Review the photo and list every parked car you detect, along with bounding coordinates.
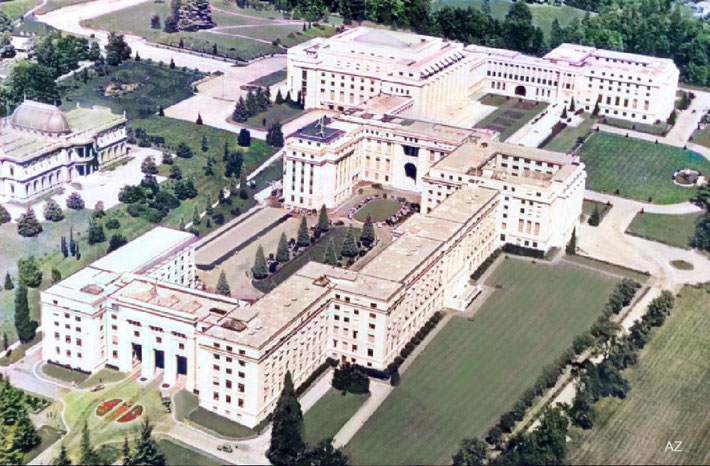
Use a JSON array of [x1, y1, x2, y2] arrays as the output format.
[[217, 444, 233, 453]]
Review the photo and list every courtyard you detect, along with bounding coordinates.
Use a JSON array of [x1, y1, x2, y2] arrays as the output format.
[[474, 95, 549, 141], [578, 131, 710, 204], [344, 257, 620, 465]]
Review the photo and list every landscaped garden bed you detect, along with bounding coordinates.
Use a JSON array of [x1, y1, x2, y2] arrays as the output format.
[[117, 405, 144, 423], [349, 194, 416, 225], [96, 398, 122, 417], [106, 402, 130, 421]]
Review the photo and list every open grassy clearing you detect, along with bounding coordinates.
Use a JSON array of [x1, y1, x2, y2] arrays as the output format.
[[345, 257, 619, 465], [578, 131, 710, 204], [352, 199, 401, 222], [626, 211, 702, 249], [157, 438, 223, 466], [0, 0, 39, 20], [562, 254, 650, 283], [568, 283, 710, 465], [303, 389, 368, 445], [431, 0, 587, 36], [35, 0, 90, 15], [245, 103, 303, 129], [474, 98, 548, 141], [542, 115, 596, 153], [59, 60, 202, 120]]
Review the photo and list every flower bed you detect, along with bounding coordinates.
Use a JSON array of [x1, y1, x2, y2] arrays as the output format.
[[106, 403, 130, 421], [96, 399, 122, 417], [117, 405, 143, 423]]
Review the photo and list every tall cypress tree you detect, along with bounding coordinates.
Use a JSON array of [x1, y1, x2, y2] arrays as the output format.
[[79, 422, 99, 465], [4, 272, 13, 290], [297, 217, 310, 247], [276, 232, 290, 263], [122, 436, 131, 466], [267, 372, 304, 465], [53, 444, 72, 466], [317, 205, 329, 233], [360, 214, 375, 248], [14, 282, 36, 344], [130, 419, 166, 466], [252, 245, 268, 279], [215, 270, 231, 296]]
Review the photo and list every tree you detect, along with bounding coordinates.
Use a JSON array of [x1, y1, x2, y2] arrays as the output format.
[[568, 389, 596, 429], [252, 245, 268, 279], [169, 164, 182, 180], [66, 192, 85, 210], [0, 204, 10, 224], [569, 97, 576, 112], [15, 412, 40, 452], [565, 227, 576, 255], [17, 208, 42, 237], [43, 199, 64, 222], [87, 220, 106, 245], [195, 112, 203, 125], [276, 232, 290, 263], [317, 205, 329, 233], [275, 89, 284, 104], [4, 272, 13, 290], [239, 171, 249, 200], [176, 142, 193, 159], [561, 106, 568, 119], [151, 14, 161, 29], [105, 32, 131, 66], [53, 444, 72, 466], [192, 204, 201, 226], [200, 135, 208, 153], [2, 332, 7, 351], [88, 41, 101, 61], [238, 128, 251, 147], [108, 234, 128, 253], [324, 240, 337, 266], [452, 437, 487, 466], [216, 270, 231, 295], [51, 268, 62, 283], [141, 156, 158, 175], [592, 101, 600, 117], [14, 282, 36, 344], [588, 206, 600, 226], [130, 419, 166, 466], [267, 372, 304, 465], [360, 214, 375, 248], [340, 227, 359, 258], [122, 436, 131, 466], [266, 121, 284, 147], [6, 60, 59, 104], [295, 440, 349, 465], [232, 96, 249, 122], [297, 216, 310, 247], [80, 422, 100, 465], [17, 257, 42, 288]]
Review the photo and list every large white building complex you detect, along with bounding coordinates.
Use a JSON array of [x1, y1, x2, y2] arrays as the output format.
[[287, 27, 678, 124], [0, 100, 128, 203]]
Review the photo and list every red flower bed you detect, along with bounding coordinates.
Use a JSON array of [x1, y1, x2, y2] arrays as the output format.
[[107, 403, 130, 421], [117, 405, 143, 423], [96, 399, 122, 417]]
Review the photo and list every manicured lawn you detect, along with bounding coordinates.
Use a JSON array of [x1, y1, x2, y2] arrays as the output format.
[[77, 367, 128, 389], [479, 93, 509, 107], [253, 226, 361, 293], [245, 103, 304, 130], [626, 211, 702, 249], [691, 127, 710, 149], [187, 407, 256, 438], [158, 439, 223, 466], [475, 98, 548, 141], [568, 283, 710, 465], [542, 115, 596, 153], [251, 69, 287, 87], [352, 199, 401, 222], [23, 425, 66, 465], [345, 258, 619, 465], [42, 363, 91, 385], [562, 255, 649, 283], [35, 0, 89, 14], [0, 0, 39, 20], [59, 60, 202, 120], [303, 389, 368, 444], [578, 132, 710, 204], [582, 199, 611, 222], [602, 116, 669, 136]]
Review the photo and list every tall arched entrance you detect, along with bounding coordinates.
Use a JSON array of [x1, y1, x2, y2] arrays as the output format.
[[404, 163, 417, 181], [514, 85, 526, 97]]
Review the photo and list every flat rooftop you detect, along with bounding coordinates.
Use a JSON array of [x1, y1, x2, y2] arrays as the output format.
[[93, 227, 195, 274], [43, 266, 121, 306]]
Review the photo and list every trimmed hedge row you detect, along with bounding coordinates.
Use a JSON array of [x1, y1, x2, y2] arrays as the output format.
[[470, 248, 502, 281], [295, 357, 337, 397], [502, 244, 545, 259]]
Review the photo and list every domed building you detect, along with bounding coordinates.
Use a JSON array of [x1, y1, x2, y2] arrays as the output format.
[[0, 100, 127, 203]]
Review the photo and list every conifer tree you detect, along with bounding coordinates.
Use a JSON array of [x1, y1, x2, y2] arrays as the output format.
[[53, 444, 72, 466], [122, 436, 131, 466], [201, 134, 208, 152], [588, 206, 601, 226], [0, 203, 11, 224], [79, 422, 99, 465], [178, 216, 185, 231], [238, 128, 251, 147], [360, 214, 375, 248], [43, 198, 64, 222], [17, 208, 42, 237], [592, 101, 600, 117], [17, 256, 42, 288], [324, 240, 337, 266], [569, 97, 576, 112], [196, 112, 203, 125], [192, 204, 201, 226], [276, 232, 290, 263], [216, 270, 231, 296], [317, 205, 329, 233], [275, 89, 284, 105], [51, 268, 62, 283], [130, 419, 166, 466], [252, 244, 267, 279], [267, 371, 304, 465], [566, 227, 577, 255], [60, 235, 68, 258], [15, 282, 36, 345], [75, 242, 81, 260], [239, 171, 249, 200], [340, 227, 359, 258], [4, 272, 13, 290], [232, 96, 249, 122], [223, 140, 230, 161], [297, 216, 310, 247]]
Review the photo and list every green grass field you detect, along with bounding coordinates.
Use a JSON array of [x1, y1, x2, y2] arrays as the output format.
[[431, 0, 587, 37], [303, 389, 368, 445], [158, 439, 223, 466], [60, 60, 202, 120], [542, 115, 596, 153], [0, 0, 39, 20], [345, 257, 619, 465], [245, 103, 303, 129], [568, 283, 710, 465], [578, 132, 710, 204], [352, 199, 401, 222], [690, 127, 710, 149], [626, 211, 702, 249], [602, 116, 669, 136], [475, 98, 548, 141], [34, 0, 89, 15]]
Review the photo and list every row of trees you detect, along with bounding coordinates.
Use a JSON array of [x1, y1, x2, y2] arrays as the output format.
[[232, 87, 272, 123], [692, 185, 710, 252], [0, 376, 41, 465]]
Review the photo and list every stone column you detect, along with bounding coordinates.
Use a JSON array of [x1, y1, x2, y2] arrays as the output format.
[[141, 345, 154, 379], [164, 350, 177, 386]]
